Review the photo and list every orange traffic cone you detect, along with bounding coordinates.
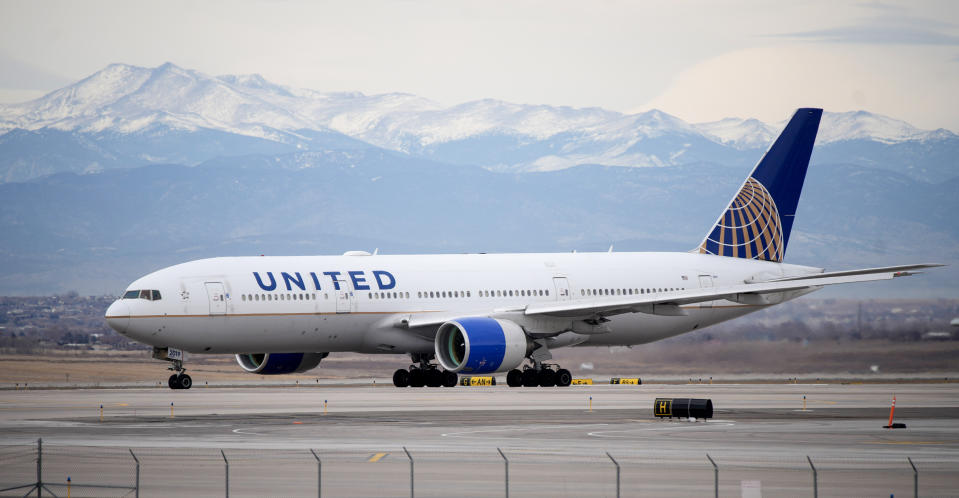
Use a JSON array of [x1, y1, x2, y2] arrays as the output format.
[[884, 395, 906, 429]]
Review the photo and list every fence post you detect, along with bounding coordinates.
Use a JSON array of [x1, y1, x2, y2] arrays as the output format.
[[310, 449, 321, 498], [606, 452, 620, 498], [221, 449, 229, 498], [403, 446, 413, 498], [36, 438, 42, 498], [497, 448, 509, 498], [706, 453, 718, 498], [908, 457, 917, 498], [807, 456, 817, 498], [129, 449, 140, 498]]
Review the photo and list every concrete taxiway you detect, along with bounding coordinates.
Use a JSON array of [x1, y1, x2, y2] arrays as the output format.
[[1, 383, 958, 497]]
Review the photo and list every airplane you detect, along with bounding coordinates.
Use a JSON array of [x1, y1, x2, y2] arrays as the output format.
[[104, 108, 941, 389]]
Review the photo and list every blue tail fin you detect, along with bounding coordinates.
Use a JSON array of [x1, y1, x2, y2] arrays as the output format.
[[697, 108, 822, 262]]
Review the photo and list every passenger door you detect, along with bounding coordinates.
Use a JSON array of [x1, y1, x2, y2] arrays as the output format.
[[204, 282, 227, 315], [698, 275, 714, 308], [335, 278, 353, 313], [553, 277, 571, 301]]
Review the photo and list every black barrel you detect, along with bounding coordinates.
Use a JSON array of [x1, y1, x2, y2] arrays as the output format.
[[654, 398, 713, 419]]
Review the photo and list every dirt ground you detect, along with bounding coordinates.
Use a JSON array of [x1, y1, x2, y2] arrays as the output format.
[[2, 339, 957, 386]]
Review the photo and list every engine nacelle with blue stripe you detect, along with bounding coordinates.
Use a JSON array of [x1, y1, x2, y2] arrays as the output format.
[[235, 352, 328, 375], [435, 318, 531, 374]]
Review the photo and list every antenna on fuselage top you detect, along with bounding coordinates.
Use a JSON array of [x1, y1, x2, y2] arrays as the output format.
[[373, 248, 379, 255], [608, 245, 613, 253]]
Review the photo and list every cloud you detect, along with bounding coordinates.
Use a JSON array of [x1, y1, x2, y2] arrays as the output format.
[[635, 44, 959, 132], [778, 25, 959, 45]]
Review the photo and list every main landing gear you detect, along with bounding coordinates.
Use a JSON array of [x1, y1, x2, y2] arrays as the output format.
[[506, 364, 572, 388], [154, 347, 193, 390], [393, 354, 457, 388]]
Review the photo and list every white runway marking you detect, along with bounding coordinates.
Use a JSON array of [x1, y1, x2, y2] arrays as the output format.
[[587, 421, 735, 438], [442, 423, 609, 438], [233, 427, 266, 436]]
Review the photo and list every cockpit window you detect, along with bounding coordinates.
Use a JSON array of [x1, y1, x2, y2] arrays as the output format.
[[123, 289, 162, 300]]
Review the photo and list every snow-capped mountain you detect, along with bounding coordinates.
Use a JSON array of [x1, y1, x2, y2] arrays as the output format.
[[0, 62, 956, 181]]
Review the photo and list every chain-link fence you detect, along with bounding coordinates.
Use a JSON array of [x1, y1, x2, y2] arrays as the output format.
[[1, 440, 956, 497]]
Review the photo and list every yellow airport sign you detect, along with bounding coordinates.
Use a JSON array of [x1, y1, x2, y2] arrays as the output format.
[[459, 376, 496, 386]]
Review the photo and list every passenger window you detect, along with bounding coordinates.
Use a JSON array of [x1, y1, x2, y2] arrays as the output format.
[[545, 290, 549, 296]]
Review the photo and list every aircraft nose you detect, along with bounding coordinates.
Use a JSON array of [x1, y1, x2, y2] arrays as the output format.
[[105, 300, 130, 334]]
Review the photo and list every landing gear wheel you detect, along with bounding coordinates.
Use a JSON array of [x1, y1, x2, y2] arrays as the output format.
[[393, 369, 410, 388], [168, 374, 179, 390], [538, 369, 556, 387], [426, 368, 443, 388], [408, 368, 425, 388], [506, 369, 523, 387], [521, 368, 539, 387], [555, 369, 572, 387], [442, 370, 458, 387], [177, 374, 193, 390]]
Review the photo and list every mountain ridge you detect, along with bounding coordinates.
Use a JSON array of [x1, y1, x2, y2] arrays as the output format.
[[1, 62, 955, 182]]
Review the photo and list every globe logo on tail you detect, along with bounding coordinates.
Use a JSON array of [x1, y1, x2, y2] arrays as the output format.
[[698, 177, 784, 262]]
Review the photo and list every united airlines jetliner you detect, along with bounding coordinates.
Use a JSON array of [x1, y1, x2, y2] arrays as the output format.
[[105, 108, 940, 389]]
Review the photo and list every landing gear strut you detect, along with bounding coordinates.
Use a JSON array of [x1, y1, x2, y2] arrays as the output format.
[[154, 347, 192, 390], [393, 353, 457, 388], [506, 364, 571, 388]]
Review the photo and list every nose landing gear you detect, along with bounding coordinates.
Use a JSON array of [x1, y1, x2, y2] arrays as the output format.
[[154, 347, 193, 390], [168, 373, 192, 390]]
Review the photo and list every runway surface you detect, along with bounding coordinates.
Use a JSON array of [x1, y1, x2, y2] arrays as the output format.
[[2, 383, 958, 497]]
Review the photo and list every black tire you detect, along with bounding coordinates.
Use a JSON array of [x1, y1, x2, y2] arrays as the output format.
[[409, 368, 425, 387], [426, 368, 443, 388], [506, 369, 523, 387], [442, 370, 458, 387], [538, 369, 556, 387], [555, 369, 572, 387], [393, 369, 410, 388], [168, 374, 179, 390], [178, 374, 192, 390], [522, 368, 539, 387]]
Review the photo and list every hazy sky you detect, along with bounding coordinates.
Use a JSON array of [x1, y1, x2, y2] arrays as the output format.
[[1, 0, 958, 130]]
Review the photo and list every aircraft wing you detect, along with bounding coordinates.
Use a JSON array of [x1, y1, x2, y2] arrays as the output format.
[[525, 263, 943, 319], [399, 263, 942, 329]]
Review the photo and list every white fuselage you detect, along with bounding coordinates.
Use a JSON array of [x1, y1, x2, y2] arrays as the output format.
[[105, 251, 821, 355]]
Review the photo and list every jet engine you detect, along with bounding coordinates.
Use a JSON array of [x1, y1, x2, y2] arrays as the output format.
[[235, 352, 328, 375], [435, 318, 531, 374]]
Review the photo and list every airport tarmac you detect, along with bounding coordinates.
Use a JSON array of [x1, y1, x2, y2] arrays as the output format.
[[1, 383, 958, 497]]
